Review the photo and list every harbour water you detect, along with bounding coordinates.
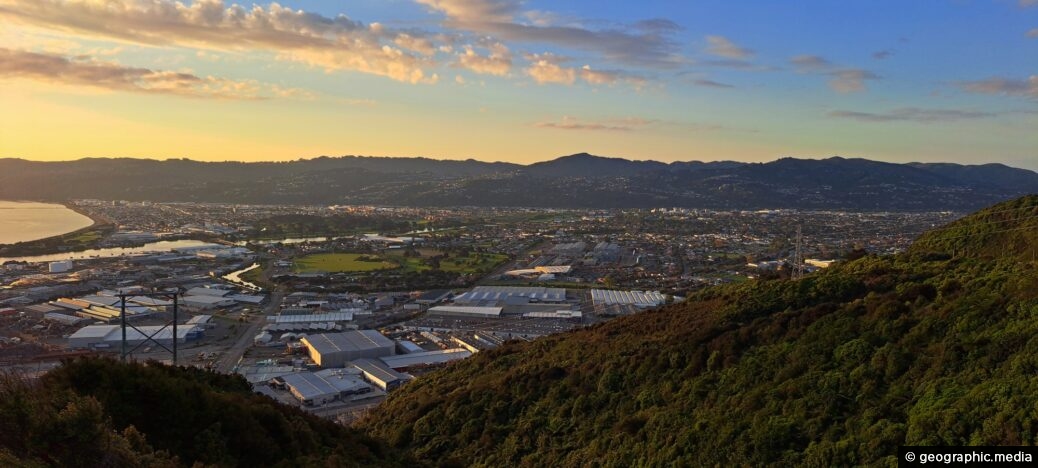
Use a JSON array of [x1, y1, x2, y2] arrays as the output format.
[[0, 239, 218, 264], [0, 201, 93, 245]]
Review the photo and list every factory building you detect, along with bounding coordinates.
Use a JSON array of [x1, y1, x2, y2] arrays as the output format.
[[181, 295, 236, 310], [68, 324, 203, 349], [427, 306, 503, 318], [49, 260, 74, 273], [267, 311, 355, 324], [351, 358, 410, 391], [279, 369, 371, 406], [452, 286, 567, 306], [379, 349, 472, 371], [415, 289, 452, 305], [590, 289, 667, 308], [301, 330, 395, 368]]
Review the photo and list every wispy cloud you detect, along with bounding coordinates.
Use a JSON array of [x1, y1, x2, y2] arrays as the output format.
[[534, 116, 657, 132], [522, 53, 645, 88], [789, 54, 878, 93], [828, 107, 995, 123], [692, 79, 734, 89], [790, 55, 832, 73], [958, 76, 1038, 98], [415, 0, 684, 68], [872, 49, 894, 60], [1021, 0, 1038, 7], [0, 47, 288, 99], [704, 35, 753, 59], [0, 0, 438, 83], [827, 69, 880, 93], [1027, 28, 1038, 38]]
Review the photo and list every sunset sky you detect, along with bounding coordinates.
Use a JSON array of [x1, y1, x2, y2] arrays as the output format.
[[0, 0, 1036, 168]]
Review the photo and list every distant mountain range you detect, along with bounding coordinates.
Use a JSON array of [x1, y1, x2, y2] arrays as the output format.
[[1, 153, 1035, 210]]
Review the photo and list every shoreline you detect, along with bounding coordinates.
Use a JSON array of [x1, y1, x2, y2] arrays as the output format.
[[0, 200, 113, 259]]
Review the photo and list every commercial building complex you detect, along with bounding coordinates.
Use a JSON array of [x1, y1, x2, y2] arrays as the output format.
[[301, 330, 396, 368]]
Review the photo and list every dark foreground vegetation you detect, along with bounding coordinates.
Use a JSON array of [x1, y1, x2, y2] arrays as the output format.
[[0, 359, 410, 467]]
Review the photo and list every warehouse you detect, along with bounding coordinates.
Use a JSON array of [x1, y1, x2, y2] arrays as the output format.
[[590, 289, 667, 308], [182, 295, 236, 310], [427, 306, 502, 318], [351, 358, 409, 391], [280, 369, 371, 406], [268, 311, 355, 323], [379, 349, 472, 371], [452, 286, 567, 305], [301, 330, 396, 368], [415, 289, 451, 305], [68, 324, 203, 349]]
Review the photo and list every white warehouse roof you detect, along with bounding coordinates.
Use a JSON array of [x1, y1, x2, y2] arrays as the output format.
[[590, 289, 667, 308], [427, 306, 502, 317]]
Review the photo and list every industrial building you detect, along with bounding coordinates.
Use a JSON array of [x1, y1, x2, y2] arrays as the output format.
[[301, 330, 396, 368], [279, 369, 371, 406], [268, 311, 355, 323], [415, 289, 451, 305], [452, 286, 567, 305], [49, 260, 74, 273], [427, 306, 503, 318], [181, 295, 236, 310], [68, 324, 203, 349], [379, 349, 472, 370], [590, 289, 667, 308], [351, 358, 409, 391]]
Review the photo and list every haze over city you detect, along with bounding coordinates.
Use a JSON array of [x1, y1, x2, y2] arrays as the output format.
[[1, 0, 1036, 168]]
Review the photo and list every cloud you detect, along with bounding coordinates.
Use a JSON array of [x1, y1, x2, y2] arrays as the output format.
[[790, 54, 832, 73], [1028, 28, 1038, 38], [522, 53, 645, 87], [524, 53, 575, 84], [692, 79, 734, 88], [416, 0, 520, 23], [534, 116, 657, 132], [0, 47, 290, 99], [827, 68, 879, 93], [958, 76, 1038, 98], [0, 0, 438, 83], [790, 55, 878, 93], [416, 0, 683, 68], [1022, 0, 1038, 7], [456, 42, 511, 75], [828, 107, 995, 123], [872, 49, 894, 60], [704, 35, 753, 59]]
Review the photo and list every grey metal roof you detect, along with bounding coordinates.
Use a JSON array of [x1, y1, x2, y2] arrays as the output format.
[[281, 371, 368, 400], [380, 349, 472, 369], [303, 330, 394, 355], [351, 358, 407, 385]]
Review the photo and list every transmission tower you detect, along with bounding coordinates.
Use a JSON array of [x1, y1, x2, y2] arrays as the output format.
[[118, 290, 182, 365], [792, 225, 804, 280]]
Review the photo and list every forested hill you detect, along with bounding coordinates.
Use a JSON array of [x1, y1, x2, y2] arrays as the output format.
[[361, 195, 1038, 466], [0, 358, 412, 467], [1, 155, 1036, 210]]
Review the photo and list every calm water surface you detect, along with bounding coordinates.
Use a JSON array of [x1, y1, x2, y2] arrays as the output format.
[[0, 201, 93, 245]]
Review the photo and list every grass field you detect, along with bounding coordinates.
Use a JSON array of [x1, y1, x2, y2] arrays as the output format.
[[293, 253, 397, 273], [384, 250, 509, 274]]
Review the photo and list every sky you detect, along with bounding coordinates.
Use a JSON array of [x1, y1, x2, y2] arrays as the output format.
[[0, 0, 1036, 169]]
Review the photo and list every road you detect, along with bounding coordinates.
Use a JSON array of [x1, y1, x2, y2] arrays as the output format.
[[214, 289, 284, 373]]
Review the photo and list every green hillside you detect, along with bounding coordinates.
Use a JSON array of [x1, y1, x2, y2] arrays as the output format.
[[0, 358, 412, 467], [361, 195, 1038, 466]]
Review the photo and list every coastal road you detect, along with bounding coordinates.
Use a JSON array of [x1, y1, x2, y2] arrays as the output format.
[[214, 289, 284, 373]]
